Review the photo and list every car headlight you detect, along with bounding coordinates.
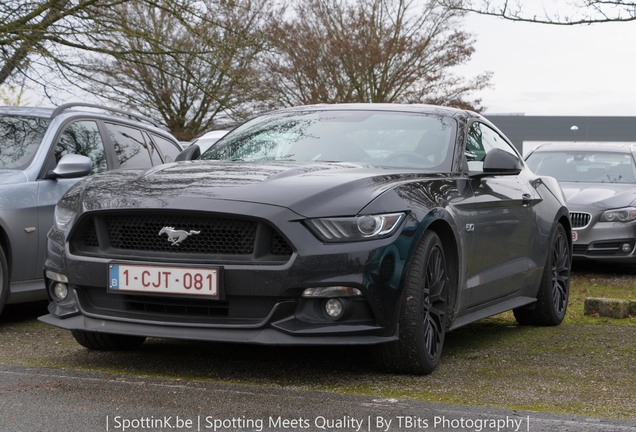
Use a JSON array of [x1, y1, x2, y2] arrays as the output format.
[[54, 204, 77, 230], [305, 213, 405, 242], [599, 207, 636, 223]]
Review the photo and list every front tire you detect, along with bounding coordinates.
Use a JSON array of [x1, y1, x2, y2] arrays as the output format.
[[71, 330, 146, 351], [380, 231, 450, 374], [514, 223, 570, 326]]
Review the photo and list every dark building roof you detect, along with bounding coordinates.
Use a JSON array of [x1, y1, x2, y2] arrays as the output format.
[[486, 115, 636, 153]]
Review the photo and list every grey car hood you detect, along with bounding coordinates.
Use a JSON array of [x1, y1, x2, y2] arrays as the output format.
[[561, 182, 636, 208], [77, 161, 433, 217], [0, 170, 28, 185]]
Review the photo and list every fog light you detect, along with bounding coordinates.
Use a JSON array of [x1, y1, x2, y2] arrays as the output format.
[[53, 282, 68, 300], [325, 298, 345, 320], [621, 243, 632, 253]]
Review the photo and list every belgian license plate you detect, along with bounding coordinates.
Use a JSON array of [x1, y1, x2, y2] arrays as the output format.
[[572, 231, 579, 242], [109, 263, 219, 298]]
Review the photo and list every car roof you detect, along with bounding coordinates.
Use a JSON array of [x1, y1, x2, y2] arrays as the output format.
[[197, 130, 229, 140], [531, 142, 636, 153], [0, 103, 173, 138], [0, 106, 55, 119]]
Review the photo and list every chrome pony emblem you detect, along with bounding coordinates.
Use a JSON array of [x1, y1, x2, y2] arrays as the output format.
[[158, 226, 201, 246]]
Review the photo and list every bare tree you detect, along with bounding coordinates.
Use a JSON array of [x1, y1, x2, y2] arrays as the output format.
[[0, 0, 201, 98], [261, 0, 492, 111], [438, 0, 636, 25], [67, 0, 271, 141], [0, 0, 120, 88]]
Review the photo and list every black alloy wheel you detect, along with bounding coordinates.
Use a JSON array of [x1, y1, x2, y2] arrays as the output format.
[[380, 231, 449, 374], [514, 223, 570, 326]]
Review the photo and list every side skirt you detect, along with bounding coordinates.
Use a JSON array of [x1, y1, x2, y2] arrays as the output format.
[[449, 296, 536, 331], [7, 279, 47, 304]]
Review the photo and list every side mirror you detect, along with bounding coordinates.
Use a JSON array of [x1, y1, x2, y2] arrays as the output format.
[[175, 144, 201, 162], [49, 154, 92, 179], [480, 148, 522, 176]]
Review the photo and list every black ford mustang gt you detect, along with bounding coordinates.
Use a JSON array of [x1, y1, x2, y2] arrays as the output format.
[[41, 104, 571, 374]]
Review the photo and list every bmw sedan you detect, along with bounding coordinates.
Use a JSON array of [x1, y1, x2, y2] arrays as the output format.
[[526, 142, 636, 263], [41, 104, 571, 374]]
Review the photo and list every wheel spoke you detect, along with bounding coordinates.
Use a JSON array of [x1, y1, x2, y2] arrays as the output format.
[[550, 232, 570, 314], [553, 283, 567, 312], [422, 244, 447, 358], [423, 312, 443, 358], [425, 247, 446, 305]]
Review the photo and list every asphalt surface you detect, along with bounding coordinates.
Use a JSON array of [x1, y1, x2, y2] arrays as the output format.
[[0, 364, 635, 432]]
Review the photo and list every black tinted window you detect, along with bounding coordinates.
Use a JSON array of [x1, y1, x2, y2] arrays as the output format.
[[0, 115, 49, 170]]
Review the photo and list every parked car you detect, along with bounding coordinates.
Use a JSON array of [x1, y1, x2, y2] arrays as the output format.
[[41, 104, 571, 374], [188, 130, 229, 153], [526, 142, 636, 263], [0, 103, 182, 316]]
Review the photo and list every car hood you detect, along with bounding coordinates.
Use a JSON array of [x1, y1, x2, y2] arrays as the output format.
[[77, 161, 435, 217], [0, 169, 27, 184], [561, 182, 636, 209]]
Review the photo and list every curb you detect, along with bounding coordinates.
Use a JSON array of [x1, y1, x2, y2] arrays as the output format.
[[584, 297, 636, 319]]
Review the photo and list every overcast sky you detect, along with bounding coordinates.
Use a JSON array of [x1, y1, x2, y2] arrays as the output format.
[[18, 6, 636, 118], [459, 13, 636, 116]]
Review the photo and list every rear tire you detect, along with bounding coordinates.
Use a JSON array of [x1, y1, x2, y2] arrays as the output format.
[[514, 223, 570, 326], [0, 246, 9, 317], [380, 231, 449, 374], [71, 330, 146, 350]]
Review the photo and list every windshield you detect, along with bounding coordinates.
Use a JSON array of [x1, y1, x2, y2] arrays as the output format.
[[0, 115, 50, 170], [201, 110, 456, 170], [526, 150, 636, 184]]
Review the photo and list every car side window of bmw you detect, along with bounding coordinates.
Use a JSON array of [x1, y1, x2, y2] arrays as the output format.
[[54, 120, 108, 174], [150, 133, 182, 163], [106, 122, 154, 169]]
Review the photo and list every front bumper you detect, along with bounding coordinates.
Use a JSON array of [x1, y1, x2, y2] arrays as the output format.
[[39, 310, 397, 345], [572, 218, 636, 262], [42, 205, 416, 345]]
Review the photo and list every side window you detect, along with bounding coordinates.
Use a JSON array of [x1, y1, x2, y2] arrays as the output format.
[[144, 132, 163, 165], [466, 124, 486, 165], [55, 121, 107, 174], [466, 122, 518, 171], [150, 133, 181, 163], [106, 123, 153, 169]]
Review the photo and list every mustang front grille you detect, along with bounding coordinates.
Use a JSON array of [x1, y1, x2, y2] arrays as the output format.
[[70, 212, 293, 262]]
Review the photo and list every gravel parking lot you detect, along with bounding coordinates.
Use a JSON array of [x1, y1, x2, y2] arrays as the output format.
[[0, 262, 634, 431]]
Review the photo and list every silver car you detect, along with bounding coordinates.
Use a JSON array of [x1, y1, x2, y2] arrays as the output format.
[[0, 103, 182, 316], [526, 142, 636, 263], [187, 130, 229, 153]]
